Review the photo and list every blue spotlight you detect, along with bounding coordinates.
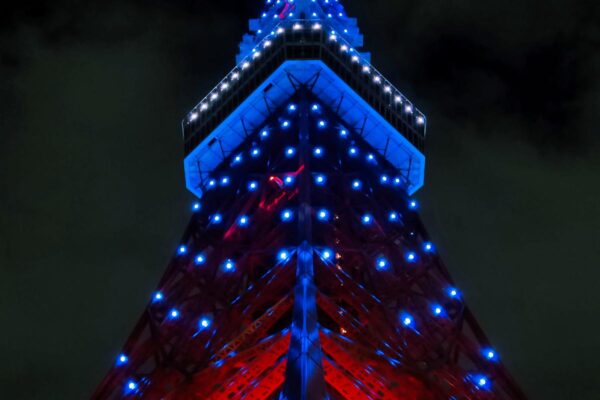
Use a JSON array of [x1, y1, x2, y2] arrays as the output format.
[[284, 175, 295, 186], [278, 249, 290, 261], [177, 245, 187, 255], [380, 175, 389, 184], [168, 308, 180, 319], [367, 153, 376, 163], [406, 252, 417, 263], [351, 179, 362, 190], [388, 211, 399, 222], [408, 199, 418, 210], [285, 147, 296, 157], [192, 202, 201, 212], [116, 354, 128, 365], [339, 129, 348, 138], [320, 248, 333, 261], [211, 214, 222, 224], [423, 242, 434, 252], [281, 120, 291, 129], [198, 317, 211, 330], [220, 176, 230, 186], [470, 374, 491, 390], [233, 154, 243, 165], [248, 181, 259, 191], [195, 254, 206, 265], [125, 380, 138, 394], [448, 287, 460, 298], [348, 146, 359, 157], [288, 103, 297, 112], [311, 103, 321, 112], [250, 148, 261, 158], [361, 214, 373, 225], [223, 259, 235, 271], [317, 209, 330, 221], [314, 174, 327, 185], [400, 312, 414, 327], [375, 257, 389, 271], [483, 348, 498, 361], [238, 215, 249, 227], [260, 129, 269, 139], [313, 147, 324, 157], [207, 179, 217, 189], [152, 291, 163, 302], [281, 209, 294, 222], [317, 119, 327, 128], [432, 304, 444, 316]]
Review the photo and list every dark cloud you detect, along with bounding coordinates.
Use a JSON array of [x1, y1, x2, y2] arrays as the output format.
[[1, 0, 599, 399]]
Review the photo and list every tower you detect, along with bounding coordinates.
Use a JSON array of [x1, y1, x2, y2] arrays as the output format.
[[93, 1, 527, 399]]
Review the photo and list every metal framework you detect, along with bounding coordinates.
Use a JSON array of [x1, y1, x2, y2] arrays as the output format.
[[92, 1, 527, 399]]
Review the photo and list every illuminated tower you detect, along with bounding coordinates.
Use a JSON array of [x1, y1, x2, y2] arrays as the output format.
[[93, 1, 527, 399]]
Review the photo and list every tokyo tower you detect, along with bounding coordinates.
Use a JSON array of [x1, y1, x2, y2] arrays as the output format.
[[92, 0, 527, 399]]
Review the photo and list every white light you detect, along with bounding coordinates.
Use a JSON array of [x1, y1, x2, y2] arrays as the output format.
[[200, 103, 208, 111], [362, 66, 371, 74], [312, 23, 322, 30], [351, 55, 359, 63], [384, 86, 392, 93], [329, 34, 337, 41], [293, 23, 302, 30], [220, 83, 229, 91], [373, 76, 382, 84], [231, 72, 240, 80], [263, 40, 272, 48], [394, 95, 402, 104], [277, 27, 285, 34], [242, 61, 251, 70], [252, 51, 261, 59], [340, 44, 349, 52], [189, 112, 198, 122], [405, 104, 413, 113]]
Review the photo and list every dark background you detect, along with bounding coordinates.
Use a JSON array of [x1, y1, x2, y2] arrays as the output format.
[[1, 0, 599, 398]]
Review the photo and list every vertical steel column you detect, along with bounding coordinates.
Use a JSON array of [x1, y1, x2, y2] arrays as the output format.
[[283, 89, 328, 400]]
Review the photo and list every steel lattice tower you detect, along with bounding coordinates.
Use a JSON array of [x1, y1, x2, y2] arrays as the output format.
[[93, 1, 527, 399]]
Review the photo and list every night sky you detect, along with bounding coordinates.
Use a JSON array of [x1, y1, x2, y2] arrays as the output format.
[[1, 0, 599, 398]]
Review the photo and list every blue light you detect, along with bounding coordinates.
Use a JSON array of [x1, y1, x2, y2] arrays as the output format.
[[470, 374, 491, 390], [211, 214, 222, 224], [260, 129, 269, 139], [406, 252, 417, 263], [318, 119, 327, 128], [311, 103, 321, 112], [288, 103, 297, 112], [223, 259, 235, 271], [339, 129, 348, 138], [177, 245, 187, 255], [285, 147, 296, 157], [388, 211, 399, 221], [221, 176, 230, 186], [153, 292, 163, 302], [380, 175, 389, 184], [117, 354, 128, 365], [367, 153, 377, 163], [168, 309, 180, 319], [195, 254, 206, 265], [284, 175, 295, 186], [448, 287, 460, 298], [314, 174, 327, 185], [400, 312, 414, 327], [208, 179, 217, 188], [192, 202, 201, 212], [362, 214, 373, 225], [423, 242, 434, 252], [281, 209, 294, 222], [278, 249, 290, 261], [251, 148, 261, 157], [432, 304, 444, 316], [320, 248, 333, 262], [348, 147, 358, 157], [125, 379, 138, 393], [394, 177, 402, 185], [233, 154, 243, 165], [408, 199, 418, 209], [313, 147, 324, 157], [483, 348, 498, 361], [351, 179, 362, 190], [375, 257, 389, 270], [199, 317, 211, 330], [281, 120, 291, 129], [238, 215, 249, 227], [248, 181, 258, 191], [314, 209, 329, 222]]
